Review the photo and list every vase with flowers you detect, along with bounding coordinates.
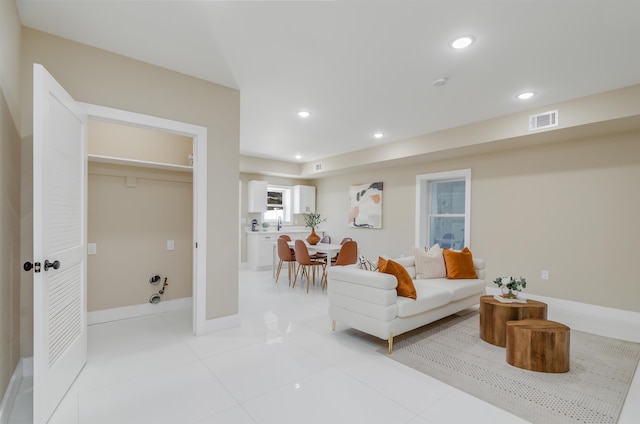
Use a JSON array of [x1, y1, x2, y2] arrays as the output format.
[[494, 276, 527, 299], [303, 212, 326, 245]]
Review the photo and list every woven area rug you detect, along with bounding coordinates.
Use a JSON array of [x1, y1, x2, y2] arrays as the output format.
[[384, 311, 640, 424]]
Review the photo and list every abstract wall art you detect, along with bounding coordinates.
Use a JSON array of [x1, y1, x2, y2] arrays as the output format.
[[348, 182, 383, 229]]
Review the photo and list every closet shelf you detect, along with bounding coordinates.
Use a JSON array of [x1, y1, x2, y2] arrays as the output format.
[[88, 154, 193, 172]]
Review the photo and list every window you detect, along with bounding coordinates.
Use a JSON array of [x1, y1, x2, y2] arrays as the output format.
[[263, 185, 292, 223], [416, 169, 471, 250]]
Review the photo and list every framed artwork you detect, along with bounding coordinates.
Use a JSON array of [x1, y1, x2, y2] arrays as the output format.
[[348, 182, 383, 229]]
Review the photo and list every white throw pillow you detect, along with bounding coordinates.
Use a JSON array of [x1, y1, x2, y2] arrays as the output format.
[[414, 245, 447, 279]]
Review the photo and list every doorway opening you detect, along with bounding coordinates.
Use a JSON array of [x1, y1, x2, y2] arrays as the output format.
[[81, 103, 207, 335]]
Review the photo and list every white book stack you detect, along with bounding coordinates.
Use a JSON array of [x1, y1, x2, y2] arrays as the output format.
[[493, 295, 527, 303]]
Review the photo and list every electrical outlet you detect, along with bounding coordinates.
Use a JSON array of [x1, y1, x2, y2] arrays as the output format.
[[541, 270, 549, 280], [167, 240, 175, 251]]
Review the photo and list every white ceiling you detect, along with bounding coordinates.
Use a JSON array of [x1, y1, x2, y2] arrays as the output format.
[[16, 0, 640, 164]]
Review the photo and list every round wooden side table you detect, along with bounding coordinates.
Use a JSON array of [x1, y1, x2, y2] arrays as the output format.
[[479, 295, 547, 347], [506, 319, 570, 373]]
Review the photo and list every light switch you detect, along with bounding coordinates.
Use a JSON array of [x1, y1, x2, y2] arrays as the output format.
[[88, 243, 97, 255], [167, 240, 175, 251]]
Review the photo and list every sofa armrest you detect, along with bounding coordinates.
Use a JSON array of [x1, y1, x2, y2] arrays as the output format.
[[473, 258, 486, 280], [328, 266, 397, 290], [328, 266, 398, 324]]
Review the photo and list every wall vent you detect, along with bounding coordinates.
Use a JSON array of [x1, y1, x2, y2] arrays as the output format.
[[529, 110, 558, 131], [314, 162, 322, 172]]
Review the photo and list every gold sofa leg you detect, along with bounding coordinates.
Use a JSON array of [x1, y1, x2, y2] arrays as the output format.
[[388, 334, 394, 354]]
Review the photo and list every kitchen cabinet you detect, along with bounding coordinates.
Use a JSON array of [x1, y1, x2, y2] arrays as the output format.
[[293, 185, 315, 214], [247, 180, 267, 213], [247, 232, 277, 270], [246, 229, 310, 271]]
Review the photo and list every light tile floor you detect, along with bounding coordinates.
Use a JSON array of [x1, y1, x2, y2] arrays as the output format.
[[9, 268, 640, 423]]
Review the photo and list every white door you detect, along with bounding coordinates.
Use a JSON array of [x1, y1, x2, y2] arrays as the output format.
[[32, 64, 87, 423]]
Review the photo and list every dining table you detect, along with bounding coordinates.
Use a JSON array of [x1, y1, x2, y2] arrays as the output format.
[[272, 240, 343, 279]]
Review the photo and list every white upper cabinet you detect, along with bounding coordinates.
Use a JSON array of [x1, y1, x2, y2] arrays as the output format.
[[247, 180, 267, 213], [293, 185, 315, 213]]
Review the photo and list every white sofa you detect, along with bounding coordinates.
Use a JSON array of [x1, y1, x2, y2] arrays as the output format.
[[327, 255, 486, 353]]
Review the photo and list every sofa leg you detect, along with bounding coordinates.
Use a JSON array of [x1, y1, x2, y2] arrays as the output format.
[[388, 334, 394, 354], [331, 320, 336, 331]]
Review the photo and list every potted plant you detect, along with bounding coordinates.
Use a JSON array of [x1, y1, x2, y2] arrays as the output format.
[[261, 221, 270, 231], [493, 276, 527, 299], [303, 212, 326, 245]]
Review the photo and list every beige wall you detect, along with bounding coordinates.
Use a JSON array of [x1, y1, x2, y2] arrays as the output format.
[[20, 28, 240, 336], [316, 132, 640, 312], [88, 163, 192, 311], [0, 0, 22, 403], [89, 120, 193, 166], [0, 71, 22, 408]]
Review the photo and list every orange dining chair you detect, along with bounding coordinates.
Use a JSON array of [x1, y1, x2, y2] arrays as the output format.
[[326, 241, 358, 289], [275, 237, 297, 286], [294, 239, 326, 293], [332, 241, 358, 266], [332, 237, 353, 262], [279, 234, 295, 256]]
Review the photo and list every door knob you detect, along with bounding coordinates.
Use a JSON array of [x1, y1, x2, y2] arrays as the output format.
[[44, 260, 60, 271]]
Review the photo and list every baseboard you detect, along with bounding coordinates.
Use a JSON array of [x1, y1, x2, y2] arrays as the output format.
[[0, 357, 30, 424], [486, 287, 640, 342], [88, 297, 192, 325]]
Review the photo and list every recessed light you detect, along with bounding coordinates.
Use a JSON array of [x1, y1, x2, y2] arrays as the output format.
[[294, 154, 302, 160], [450, 35, 475, 49], [373, 132, 384, 139], [517, 91, 535, 100], [297, 111, 311, 118]]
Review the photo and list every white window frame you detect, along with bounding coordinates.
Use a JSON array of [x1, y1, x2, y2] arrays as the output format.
[[415, 169, 471, 250], [263, 185, 293, 224]]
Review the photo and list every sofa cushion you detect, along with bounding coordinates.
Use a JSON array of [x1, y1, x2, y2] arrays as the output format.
[[388, 255, 416, 279], [414, 245, 446, 279], [396, 281, 451, 317], [443, 247, 478, 279], [424, 278, 486, 302], [378, 257, 417, 300]]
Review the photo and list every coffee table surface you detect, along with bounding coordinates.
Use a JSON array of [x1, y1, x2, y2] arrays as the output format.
[[479, 295, 548, 347]]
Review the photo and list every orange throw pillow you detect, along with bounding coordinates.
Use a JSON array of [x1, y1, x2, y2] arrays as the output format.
[[378, 257, 417, 299], [443, 247, 478, 279]]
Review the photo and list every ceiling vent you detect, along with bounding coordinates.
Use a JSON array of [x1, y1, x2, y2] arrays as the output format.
[[529, 110, 558, 131], [314, 162, 323, 172]]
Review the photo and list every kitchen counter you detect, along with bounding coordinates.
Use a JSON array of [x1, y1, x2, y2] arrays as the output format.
[[245, 227, 310, 234], [245, 228, 322, 271]]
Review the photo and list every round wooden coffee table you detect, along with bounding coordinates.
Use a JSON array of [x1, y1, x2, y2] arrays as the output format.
[[506, 319, 570, 373], [479, 295, 547, 347]]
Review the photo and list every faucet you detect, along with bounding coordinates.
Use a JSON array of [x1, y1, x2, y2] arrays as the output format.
[[277, 217, 282, 231]]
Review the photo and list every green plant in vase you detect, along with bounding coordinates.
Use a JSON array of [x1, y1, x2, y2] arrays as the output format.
[[303, 212, 326, 245], [494, 276, 527, 299]]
